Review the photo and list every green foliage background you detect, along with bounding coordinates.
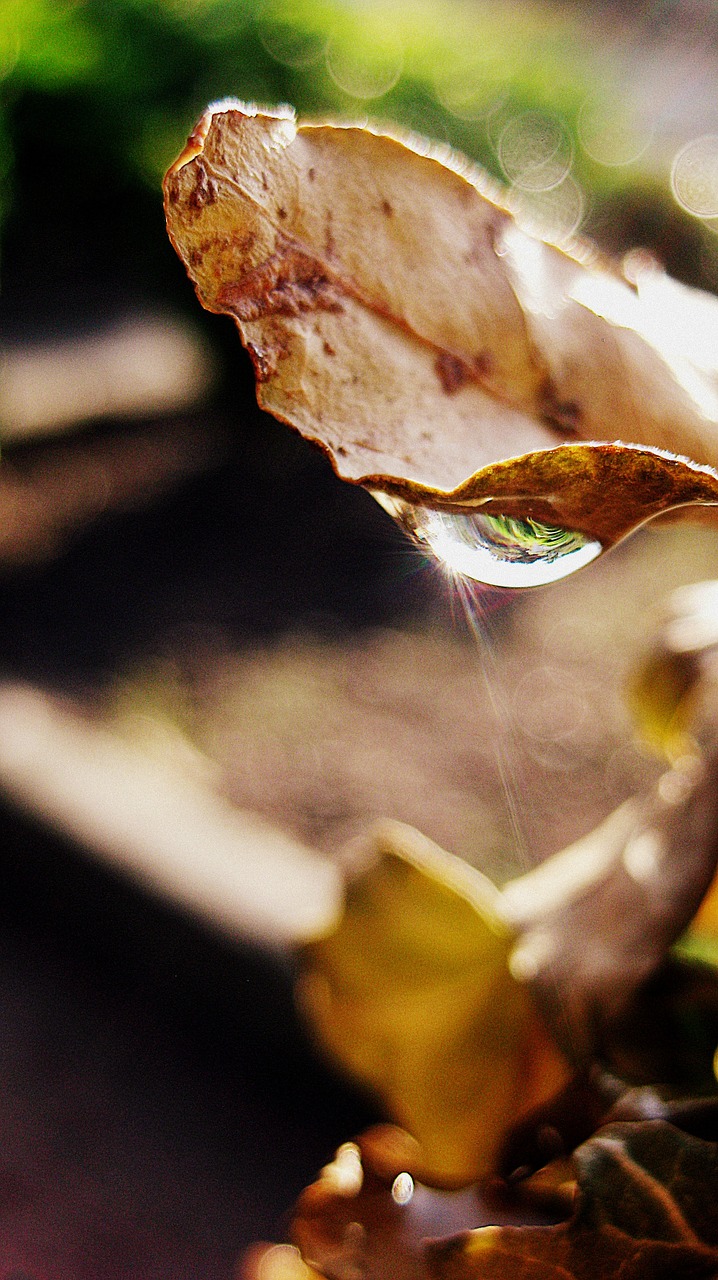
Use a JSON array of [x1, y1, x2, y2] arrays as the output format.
[[5, 0, 713, 321]]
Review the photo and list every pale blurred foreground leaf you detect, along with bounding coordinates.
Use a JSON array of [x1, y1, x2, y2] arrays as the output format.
[[627, 578, 718, 967], [501, 750, 718, 1054], [0, 683, 342, 949], [165, 104, 718, 550], [298, 822, 569, 1185]]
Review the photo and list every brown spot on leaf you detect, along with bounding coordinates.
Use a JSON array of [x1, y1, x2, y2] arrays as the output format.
[[165, 173, 181, 207], [435, 353, 469, 395], [188, 160, 218, 211], [218, 240, 346, 321], [473, 350, 494, 379], [277, 206, 287, 220], [246, 343, 276, 382], [323, 341, 336, 357], [325, 210, 336, 258], [245, 325, 291, 381], [308, 167, 316, 182], [541, 383, 583, 436], [381, 199, 393, 217]]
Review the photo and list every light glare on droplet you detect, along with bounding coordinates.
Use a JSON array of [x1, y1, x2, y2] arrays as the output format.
[[417, 509, 602, 588], [498, 112, 572, 192], [257, 1244, 312, 1280], [657, 763, 699, 806], [512, 666, 588, 743], [391, 1171, 414, 1205], [509, 928, 557, 981], [433, 60, 508, 121], [321, 1141, 364, 1196], [671, 135, 718, 218], [622, 829, 664, 884]]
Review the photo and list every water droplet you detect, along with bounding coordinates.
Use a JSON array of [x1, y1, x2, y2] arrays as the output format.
[[578, 96, 653, 168], [325, 31, 403, 100], [391, 1171, 415, 1205], [257, 1244, 314, 1280], [498, 112, 572, 193], [378, 496, 602, 588], [510, 173, 585, 246], [257, 8, 326, 68], [657, 756, 703, 805]]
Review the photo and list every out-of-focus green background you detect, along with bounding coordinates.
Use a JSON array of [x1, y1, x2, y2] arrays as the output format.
[[4, 0, 718, 342]]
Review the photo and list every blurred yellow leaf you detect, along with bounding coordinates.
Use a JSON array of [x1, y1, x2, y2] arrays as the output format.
[[626, 580, 718, 761], [297, 821, 569, 1185], [627, 648, 700, 761]]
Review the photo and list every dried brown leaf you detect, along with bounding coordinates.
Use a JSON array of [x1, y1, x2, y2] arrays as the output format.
[[498, 1065, 718, 1183], [164, 103, 718, 552], [428, 1122, 718, 1280], [285, 1125, 556, 1280], [258, 1121, 718, 1280]]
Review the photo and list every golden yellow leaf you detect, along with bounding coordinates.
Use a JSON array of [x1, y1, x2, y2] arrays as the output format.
[[628, 579, 718, 761], [297, 821, 569, 1186], [627, 649, 701, 762]]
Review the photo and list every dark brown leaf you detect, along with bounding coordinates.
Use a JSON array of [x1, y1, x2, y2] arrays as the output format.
[[286, 1126, 557, 1280], [428, 1122, 718, 1280], [498, 1064, 718, 1182]]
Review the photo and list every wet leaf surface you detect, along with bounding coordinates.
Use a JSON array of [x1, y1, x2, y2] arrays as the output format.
[[298, 822, 569, 1185], [165, 104, 718, 552], [377, 441, 718, 553]]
